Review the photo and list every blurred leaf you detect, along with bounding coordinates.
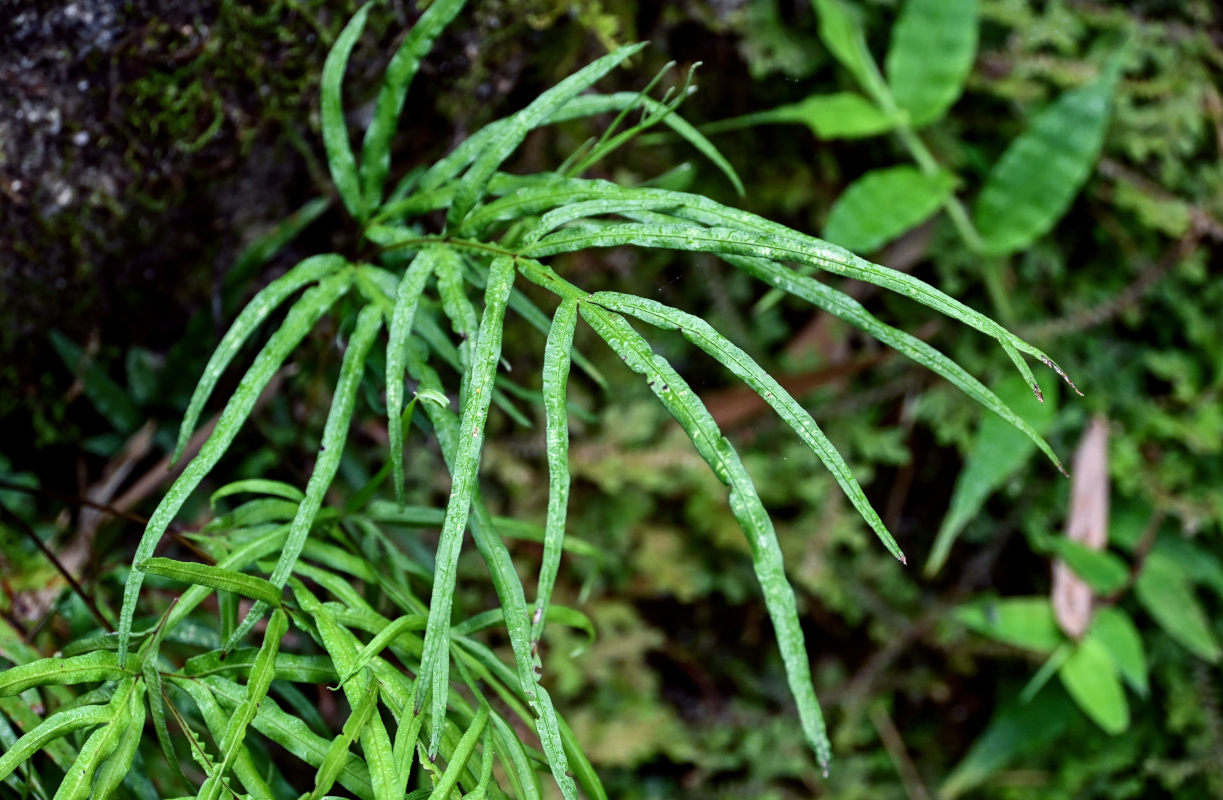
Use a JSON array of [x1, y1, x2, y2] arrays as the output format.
[[823, 165, 954, 253], [926, 374, 1057, 575], [1048, 540, 1129, 595], [1058, 636, 1128, 734], [940, 687, 1071, 799], [812, 0, 878, 96], [885, 0, 978, 126], [752, 92, 895, 139], [1088, 607, 1147, 696], [1135, 550, 1221, 662], [954, 596, 1064, 653], [50, 330, 141, 434], [974, 62, 1120, 254]]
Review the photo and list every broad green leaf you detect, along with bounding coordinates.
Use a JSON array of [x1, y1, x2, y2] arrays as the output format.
[[386, 249, 441, 505], [1135, 550, 1221, 662], [175, 255, 345, 463], [708, 92, 895, 140], [0, 705, 112, 785], [137, 558, 282, 608], [812, 0, 883, 99], [1150, 536, 1223, 601], [1059, 636, 1128, 734], [573, 291, 833, 773], [49, 330, 141, 434], [940, 687, 1071, 799], [1045, 539, 1129, 595], [534, 299, 578, 642], [0, 651, 127, 696], [885, 0, 978, 126], [119, 269, 352, 665], [418, 256, 515, 759], [447, 43, 647, 227], [823, 165, 954, 253], [359, 0, 467, 209], [774, 92, 894, 138], [973, 62, 1120, 254], [591, 290, 904, 562], [322, 4, 372, 220], [228, 302, 383, 648], [954, 597, 1064, 653], [1088, 607, 1147, 696], [926, 374, 1057, 575]]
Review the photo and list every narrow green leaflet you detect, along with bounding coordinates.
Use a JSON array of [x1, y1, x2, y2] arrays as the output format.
[[577, 298, 833, 772], [446, 43, 648, 227], [171, 678, 276, 799], [321, 4, 372, 220], [0, 651, 127, 696], [431, 703, 489, 800], [209, 479, 305, 507], [885, 0, 977, 127], [386, 249, 440, 505], [722, 252, 1063, 472], [137, 558, 282, 608], [50, 681, 139, 800], [973, 62, 1120, 254], [119, 269, 352, 665], [175, 255, 344, 463], [229, 302, 383, 648], [404, 342, 581, 800], [417, 256, 515, 758], [521, 219, 1070, 398], [358, 0, 467, 209], [823, 166, 954, 253], [1088, 607, 1148, 696], [289, 582, 398, 800], [954, 596, 1064, 653], [87, 679, 146, 800], [0, 705, 113, 785], [334, 613, 427, 689], [1059, 636, 1128, 734], [533, 299, 578, 641], [925, 374, 1057, 576], [1135, 550, 1221, 662], [591, 290, 904, 562], [306, 679, 379, 800], [187, 675, 375, 800], [200, 608, 289, 800]]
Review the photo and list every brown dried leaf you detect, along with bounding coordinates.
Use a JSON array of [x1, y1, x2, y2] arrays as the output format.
[[1053, 416, 1110, 638]]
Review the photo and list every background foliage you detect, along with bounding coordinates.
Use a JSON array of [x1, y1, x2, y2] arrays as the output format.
[[2, 0, 1222, 797]]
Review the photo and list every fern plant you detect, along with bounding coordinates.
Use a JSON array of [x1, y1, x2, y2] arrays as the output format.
[[0, 2, 1075, 797]]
